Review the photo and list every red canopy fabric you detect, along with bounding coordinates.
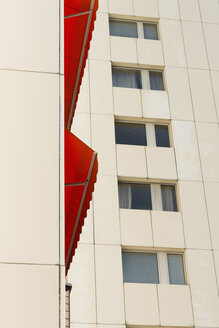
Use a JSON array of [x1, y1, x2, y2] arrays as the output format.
[[65, 130, 98, 274], [64, 0, 98, 129], [64, 0, 98, 275]]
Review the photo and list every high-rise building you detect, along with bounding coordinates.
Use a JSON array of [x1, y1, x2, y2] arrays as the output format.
[[69, 1, 219, 328]]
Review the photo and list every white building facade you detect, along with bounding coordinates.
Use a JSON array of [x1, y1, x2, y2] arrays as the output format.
[[0, 0, 65, 327], [70, 1, 219, 328]]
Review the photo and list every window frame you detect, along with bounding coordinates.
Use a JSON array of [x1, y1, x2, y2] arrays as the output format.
[[112, 66, 165, 91], [109, 18, 160, 40], [118, 181, 178, 212], [115, 120, 172, 148], [122, 250, 187, 285]]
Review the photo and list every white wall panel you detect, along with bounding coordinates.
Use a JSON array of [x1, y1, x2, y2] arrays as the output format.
[[0, 264, 59, 328], [179, 181, 211, 249], [182, 21, 208, 69], [0, 0, 59, 72], [95, 245, 125, 324], [172, 121, 202, 181], [0, 70, 59, 264], [160, 19, 186, 67], [68, 244, 96, 324], [196, 122, 219, 182], [166, 67, 193, 121], [187, 250, 219, 327], [188, 69, 217, 123], [93, 176, 121, 245]]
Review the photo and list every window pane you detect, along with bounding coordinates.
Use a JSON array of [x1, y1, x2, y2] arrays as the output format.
[[167, 254, 185, 285], [112, 68, 142, 89], [143, 23, 158, 40], [110, 20, 138, 38], [155, 125, 170, 147], [118, 183, 152, 210], [122, 252, 159, 284], [131, 184, 152, 210], [149, 71, 164, 91], [161, 185, 177, 212], [115, 122, 147, 146], [118, 183, 132, 209]]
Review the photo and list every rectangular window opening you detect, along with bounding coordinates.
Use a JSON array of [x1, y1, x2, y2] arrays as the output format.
[[115, 122, 147, 146], [122, 252, 159, 284], [167, 254, 185, 285], [112, 67, 142, 89], [118, 183, 152, 210], [155, 125, 170, 148], [161, 185, 177, 212], [109, 20, 138, 38], [149, 71, 164, 91], [143, 23, 158, 40]]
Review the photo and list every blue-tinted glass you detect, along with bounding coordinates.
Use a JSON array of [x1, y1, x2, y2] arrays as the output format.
[[122, 252, 159, 284], [131, 184, 152, 210], [143, 23, 158, 40], [161, 185, 177, 212], [110, 20, 138, 38], [149, 71, 164, 91], [155, 125, 170, 147], [115, 123, 147, 146], [168, 254, 185, 285], [112, 68, 142, 89]]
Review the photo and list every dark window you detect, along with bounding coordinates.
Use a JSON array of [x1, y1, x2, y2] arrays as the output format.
[[118, 183, 152, 210], [161, 185, 177, 212], [109, 20, 138, 38], [167, 254, 185, 285], [143, 23, 158, 40], [122, 252, 159, 284], [155, 125, 170, 147], [112, 68, 142, 89], [149, 71, 164, 91], [115, 122, 147, 146]]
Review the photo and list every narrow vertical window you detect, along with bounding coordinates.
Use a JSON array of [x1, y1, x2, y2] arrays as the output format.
[[143, 23, 158, 40], [155, 125, 170, 147], [149, 71, 164, 91], [112, 68, 142, 89], [122, 252, 159, 284], [161, 185, 177, 212], [115, 122, 147, 146], [109, 20, 138, 38], [167, 254, 185, 285]]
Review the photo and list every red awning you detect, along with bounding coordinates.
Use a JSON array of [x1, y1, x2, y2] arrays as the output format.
[[64, 0, 98, 275], [64, 0, 98, 129], [65, 130, 98, 274]]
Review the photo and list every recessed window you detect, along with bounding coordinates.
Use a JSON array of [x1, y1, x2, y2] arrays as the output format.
[[122, 252, 159, 284], [115, 122, 147, 146], [161, 185, 177, 212], [119, 183, 152, 210], [155, 125, 170, 147], [112, 67, 164, 91], [109, 19, 159, 41], [109, 20, 138, 38], [118, 182, 177, 212], [167, 254, 185, 285], [115, 122, 170, 148], [112, 67, 142, 89], [122, 251, 186, 285], [143, 23, 158, 40], [149, 71, 164, 91]]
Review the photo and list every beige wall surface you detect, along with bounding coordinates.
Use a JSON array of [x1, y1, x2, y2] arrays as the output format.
[[0, 0, 65, 327], [70, 0, 219, 328]]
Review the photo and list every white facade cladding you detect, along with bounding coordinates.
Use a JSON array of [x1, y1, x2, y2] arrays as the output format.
[[0, 0, 65, 327], [70, 0, 219, 328]]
